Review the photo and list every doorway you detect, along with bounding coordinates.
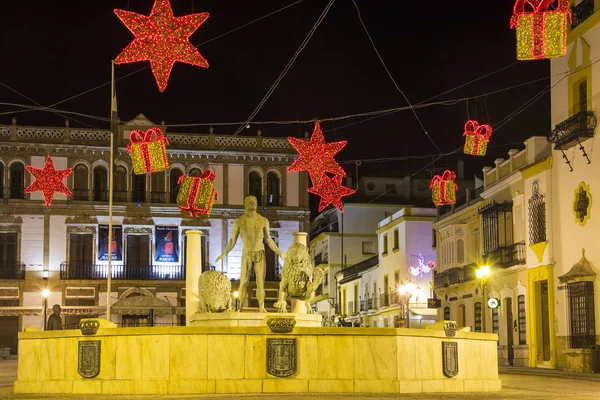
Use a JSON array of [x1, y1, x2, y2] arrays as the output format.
[[505, 297, 514, 365], [457, 304, 466, 328], [536, 280, 551, 364]]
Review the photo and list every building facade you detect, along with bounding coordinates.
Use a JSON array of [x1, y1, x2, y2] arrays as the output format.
[[548, 0, 600, 372], [0, 114, 309, 353]]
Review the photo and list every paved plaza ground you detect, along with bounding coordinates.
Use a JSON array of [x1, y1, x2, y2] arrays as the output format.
[[1, 359, 600, 399]]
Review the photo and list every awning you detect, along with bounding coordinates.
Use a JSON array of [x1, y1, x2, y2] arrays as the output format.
[[111, 296, 174, 315], [558, 249, 596, 283], [409, 307, 439, 317]]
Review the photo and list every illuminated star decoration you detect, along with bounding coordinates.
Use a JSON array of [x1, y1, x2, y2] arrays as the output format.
[[114, 0, 209, 92], [308, 174, 356, 213], [287, 121, 347, 185], [24, 155, 73, 207]]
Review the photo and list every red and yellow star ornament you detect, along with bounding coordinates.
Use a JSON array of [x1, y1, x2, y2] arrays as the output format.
[[114, 0, 210, 92], [287, 121, 347, 185], [25, 155, 73, 207], [308, 174, 356, 213]]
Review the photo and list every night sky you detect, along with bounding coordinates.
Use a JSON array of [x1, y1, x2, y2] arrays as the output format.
[[0, 0, 550, 185]]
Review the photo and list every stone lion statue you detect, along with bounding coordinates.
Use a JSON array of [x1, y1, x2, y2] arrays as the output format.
[[198, 270, 232, 313], [274, 242, 325, 314]]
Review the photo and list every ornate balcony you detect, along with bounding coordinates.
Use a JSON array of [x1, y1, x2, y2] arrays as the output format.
[[572, 0, 595, 29], [0, 263, 26, 279], [549, 111, 596, 150], [433, 264, 477, 290], [337, 255, 378, 284], [60, 262, 185, 280], [484, 242, 526, 269]]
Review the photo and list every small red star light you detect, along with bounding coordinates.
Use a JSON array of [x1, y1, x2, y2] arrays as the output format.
[[114, 0, 209, 92], [287, 121, 347, 185], [308, 174, 355, 213], [25, 155, 73, 206]]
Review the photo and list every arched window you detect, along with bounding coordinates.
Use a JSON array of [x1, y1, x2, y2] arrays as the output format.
[[150, 171, 166, 203], [248, 171, 262, 206], [0, 163, 4, 197], [444, 306, 450, 321], [9, 162, 24, 199], [188, 168, 201, 177], [169, 168, 184, 203], [266, 171, 280, 206], [457, 239, 464, 264], [114, 166, 128, 202], [73, 164, 89, 201], [93, 165, 108, 201], [132, 173, 146, 203]]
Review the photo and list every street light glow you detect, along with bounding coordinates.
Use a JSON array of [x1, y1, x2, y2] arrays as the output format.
[[476, 265, 491, 279], [41, 289, 49, 298], [233, 291, 239, 299]]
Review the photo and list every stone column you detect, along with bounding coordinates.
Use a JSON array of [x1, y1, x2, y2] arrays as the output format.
[[185, 230, 202, 325], [291, 232, 309, 314]]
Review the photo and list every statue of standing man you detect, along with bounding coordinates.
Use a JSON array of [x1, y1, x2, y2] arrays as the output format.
[[216, 195, 284, 312]]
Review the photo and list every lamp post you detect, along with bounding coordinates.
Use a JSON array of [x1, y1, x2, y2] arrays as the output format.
[[397, 281, 415, 328], [233, 291, 239, 312], [41, 289, 49, 331], [476, 265, 491, 333]]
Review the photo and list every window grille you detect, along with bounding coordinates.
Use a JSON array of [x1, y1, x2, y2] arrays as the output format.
[[444, 307, 450, 321], [567, 281, 596, 349], [474, 302, 482, 332], [528, 181, 547, 245], [518, 295, 527, 345], [580, 80, 588, 113]]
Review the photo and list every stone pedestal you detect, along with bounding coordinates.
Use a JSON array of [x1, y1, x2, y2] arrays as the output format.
[[189, 312, 322, 327]]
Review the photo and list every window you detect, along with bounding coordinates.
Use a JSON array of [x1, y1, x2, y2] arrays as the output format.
[[93, 165, 108, 201], [0, 163, 4, 197], [132, 173, 146, 203], [0, 233, 17, 265], [126, 235, 150, 267], [114, 166, 128, 202], [394, 270, 400, 288], [362, 241, 374, 254], [567, 281, 596, 349], [9, 162, 24, 199], [150, 171, 166, 203], [480, 201, 514, 260], [188, 168, 201, 177], [266, 171, 280, 206], [382, 234, 388, 254], [457, 239, 464, 264], [518, 295, 526, 345], [72, 164, 89, 201], [69, 234, 93, 265], [529, 181, 546, 245], [169, 168, 184, 204], [474, 302, 482, 332], [393, 229, 399, 250], [492, 307, 499, 336], [580, 79, 588, 113], [248, 171, 262, 205], [444, 307, 450, 321]]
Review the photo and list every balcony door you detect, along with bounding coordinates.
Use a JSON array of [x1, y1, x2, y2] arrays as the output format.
[[0, 233, 17, 279], [132, 174, 146, 203], [93, 166, 108, 201], [9, 163, 24, 199], [126, 235, 150, 279], [69, 234, 93, 278]]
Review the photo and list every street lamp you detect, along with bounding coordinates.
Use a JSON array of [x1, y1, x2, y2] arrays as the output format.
[[41, 289, 50, 331], [397, 281, 415, 328], [233, 291, 239, 312], [476, 265, 491, 333]]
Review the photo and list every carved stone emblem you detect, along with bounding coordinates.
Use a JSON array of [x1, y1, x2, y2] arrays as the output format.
[[266, 317, 296, 333], [78, 340, 101, 379], [444, 321, 457, 337], [442, 341, 458, 378], [80, 320, 100, 335], [267, 338, 297, 378]]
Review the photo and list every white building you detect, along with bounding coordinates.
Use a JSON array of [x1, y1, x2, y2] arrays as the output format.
[[0, 114, 309, 353]]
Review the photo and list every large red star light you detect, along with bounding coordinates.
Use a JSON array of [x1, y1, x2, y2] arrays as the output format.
[[308, 174, 356, 213], [25, 155, 73, 207], [114, 0, 209, 92], [287, 121, 347, 185]]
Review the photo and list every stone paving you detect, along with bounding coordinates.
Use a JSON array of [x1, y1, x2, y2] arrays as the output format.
[[1, 359, 600, 399]]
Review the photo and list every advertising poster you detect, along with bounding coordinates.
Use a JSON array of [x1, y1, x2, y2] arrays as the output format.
[[98, 225, 122, 261], [155, 226, 179, 263]]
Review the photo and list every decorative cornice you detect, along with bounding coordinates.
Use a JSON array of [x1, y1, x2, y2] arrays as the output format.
[[65, 215, 98, 225], [122, 216, 154, 225], [0, 213, 22, 224], [67, 226, 97, 234], [124, 227, 152, 235], [181, 218, 211, 228]]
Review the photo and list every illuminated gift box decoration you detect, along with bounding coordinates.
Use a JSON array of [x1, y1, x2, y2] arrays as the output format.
[[510, 0, 571, 60], [463, 120, 493, 156], [126, 127, 169, 175], [177, 170, 218, 217], [430, 170, 458, 206]]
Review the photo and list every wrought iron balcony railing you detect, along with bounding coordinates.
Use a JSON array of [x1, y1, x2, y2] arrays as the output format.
[[314, 252, 329, 266], [484, 242, 526, 268], [380, 293, 390, 307], [548, 111, 597, 151], [71, 189, 90, 201], [367, 297, 374, 310], [0, 263, 26, 279], [572, 0, 595, 29], [60, 262, 185, 280], [433, 264, 477, 290], [338, 255, 379, 284], [359, 299, 367, 311]]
